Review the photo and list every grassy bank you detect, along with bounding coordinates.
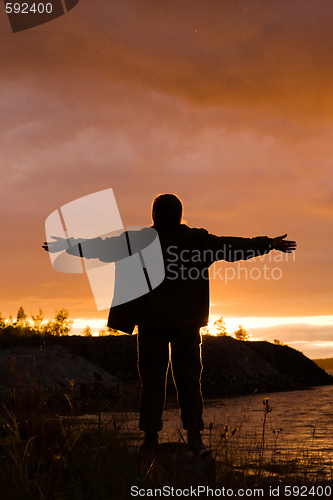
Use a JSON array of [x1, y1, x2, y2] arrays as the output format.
[[1, 383, 332, 500], [1, 321, 332, 498]]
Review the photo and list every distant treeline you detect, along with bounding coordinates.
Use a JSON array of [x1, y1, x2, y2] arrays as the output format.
[[0, 307, 123, 346], [0, 307, 73, 337], [1, 308, 289, 349], [1, 308, 251, 340]]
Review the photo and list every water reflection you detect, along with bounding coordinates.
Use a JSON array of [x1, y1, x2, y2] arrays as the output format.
[[84, 384, 333, 466]]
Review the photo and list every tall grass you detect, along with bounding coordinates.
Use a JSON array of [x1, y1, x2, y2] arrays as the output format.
[[1, 376, 332, 500], [0, 380, 140, 500]]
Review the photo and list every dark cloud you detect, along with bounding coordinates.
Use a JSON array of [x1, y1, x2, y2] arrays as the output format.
[[0, 82, 332, 317], [1, 0, 333, 116], [0, 0, 332, 327]]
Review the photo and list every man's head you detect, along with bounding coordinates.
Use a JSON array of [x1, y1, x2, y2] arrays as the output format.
[[152, 194, 183, 228]]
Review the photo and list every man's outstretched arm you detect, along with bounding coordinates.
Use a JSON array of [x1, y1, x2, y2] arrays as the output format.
[[272, 234, 297, 253], [42, 233, 131, 263], [43, 235, 112, 260], [205, 231, 296, 262]]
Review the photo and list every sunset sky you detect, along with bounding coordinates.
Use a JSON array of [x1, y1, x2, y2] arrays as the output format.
[[1, 1, 332, 358]]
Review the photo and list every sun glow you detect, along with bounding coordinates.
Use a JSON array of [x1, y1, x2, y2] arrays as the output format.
[[205, 315, 333, 337], [71, 318, 109, 336], [70, 315, 333, 352], [69, 315, 333, 358]]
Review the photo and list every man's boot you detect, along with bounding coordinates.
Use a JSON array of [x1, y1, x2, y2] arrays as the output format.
[[188, 429, 207, 455], [139, 431, 159, 455]]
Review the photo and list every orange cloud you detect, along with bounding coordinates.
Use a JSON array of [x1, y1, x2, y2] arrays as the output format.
[[0, 1, 332, 339]]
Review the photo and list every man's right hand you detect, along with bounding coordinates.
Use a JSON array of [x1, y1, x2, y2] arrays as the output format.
[[42, 236, 68, 253]]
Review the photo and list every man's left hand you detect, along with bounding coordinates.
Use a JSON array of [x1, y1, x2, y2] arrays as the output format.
[[272, 234, 297, 253]]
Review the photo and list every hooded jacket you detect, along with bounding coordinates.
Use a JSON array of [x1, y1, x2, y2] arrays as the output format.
[[67, 224, 273, 334]]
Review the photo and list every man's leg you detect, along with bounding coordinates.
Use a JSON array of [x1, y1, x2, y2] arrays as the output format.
[[170, 326, 204, 451], [137, 327, 170, 437]]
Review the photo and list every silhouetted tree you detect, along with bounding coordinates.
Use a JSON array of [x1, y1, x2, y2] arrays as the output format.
[[0, 312, 5, 329], [82, 325, 92, 337], [16, 307, 28, 328], [214, 317, 227, 336], [43, 309, 73, 336], [53, 309, 73, 336], [31, 309, 44, 332], [234, 325, 248, 341], [99, 326, 108, 336]]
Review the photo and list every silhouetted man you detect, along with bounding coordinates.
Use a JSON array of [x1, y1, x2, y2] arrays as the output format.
[[43, 193, 296, 455]]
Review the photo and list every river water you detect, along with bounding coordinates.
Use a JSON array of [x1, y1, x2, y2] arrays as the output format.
[[99, 379, 333, 467]]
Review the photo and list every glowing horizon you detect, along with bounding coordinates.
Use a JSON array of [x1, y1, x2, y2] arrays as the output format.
[[54, 314, 333, 360]]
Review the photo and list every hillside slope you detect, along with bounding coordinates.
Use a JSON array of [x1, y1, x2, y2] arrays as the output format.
[[0, 334, 331, 399]]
